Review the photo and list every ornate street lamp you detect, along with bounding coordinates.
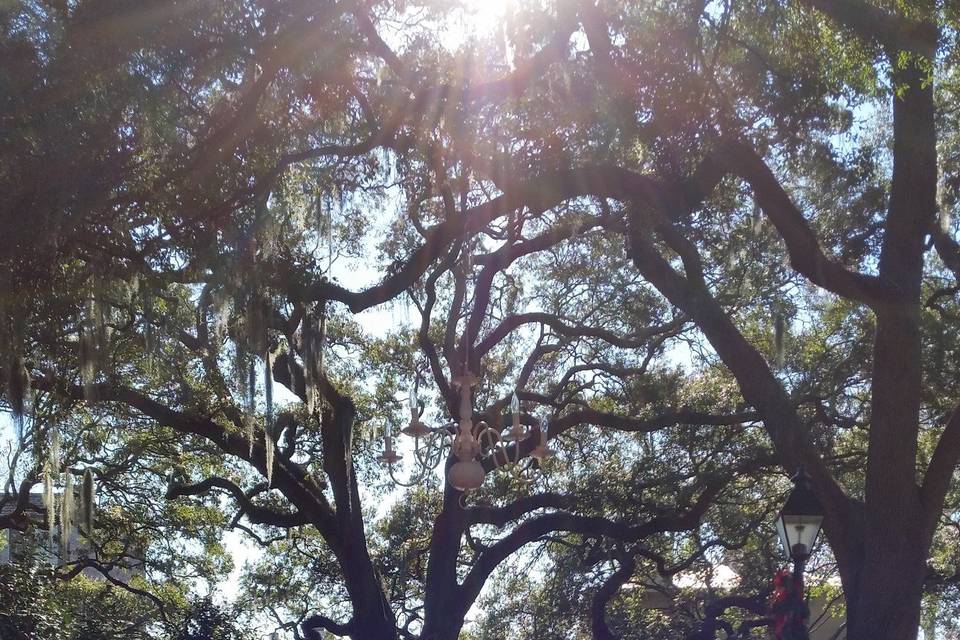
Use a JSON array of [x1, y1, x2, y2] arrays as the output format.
[[775, 466, 824, 573], [771, 466, 824, 640]]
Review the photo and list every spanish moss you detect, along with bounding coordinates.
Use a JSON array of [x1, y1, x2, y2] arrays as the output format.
[[302, 303, 326, 416], [247, 357, 256, 416], [7, 354, 30, 434], [50, 430, 61, 476], [211, 288, 232, 341], [142, 288, 155, 375], [246, 295, 267, 355], [42, 460, 55, 544], [79, 320, 97, 402], [81, 468, 95, 537], [264, 428, 275, 488], [61, 471, 74, 558], [264, 349, 273, 429]]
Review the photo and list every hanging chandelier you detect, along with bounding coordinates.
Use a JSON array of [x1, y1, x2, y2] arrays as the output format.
[[377, 234, 556, 491], [377, 375, 555, 491]]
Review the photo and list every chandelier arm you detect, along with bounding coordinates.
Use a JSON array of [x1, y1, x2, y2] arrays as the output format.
[[411, 435, 432, 469], [412, 430, 447, 470], [387, 463, 432, 488], [425, 432, 450, 468], [477, 427, 501, 464]]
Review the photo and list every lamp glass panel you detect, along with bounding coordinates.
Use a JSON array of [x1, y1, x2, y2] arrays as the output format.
[[776, 515, 789, 557], [779, 513, 823, 556]]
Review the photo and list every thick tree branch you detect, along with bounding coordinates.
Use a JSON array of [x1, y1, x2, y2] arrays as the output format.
[[792, 0, 936, 55], [591, 552, 636, 640], [932, 227, 960, 279], [921, 405, 960, 534], [623, 223, 858, 570], [302, 613, 355, 639], [719, 139, 894, 307], [165, 476, 309, 528]]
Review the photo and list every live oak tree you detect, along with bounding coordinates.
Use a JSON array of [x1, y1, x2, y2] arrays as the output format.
[[2, 1, 960, 640], [2, 3, 756, 639]]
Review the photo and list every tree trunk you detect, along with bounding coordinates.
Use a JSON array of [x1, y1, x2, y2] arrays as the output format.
[[349, 621, 398, 640], [841, 496, 928, 640], [340, 542, 398, 640], [844, 548, 925, 640], [321, 400, 399, 640], [841, 38, 937, 640], [421, 468, 470, 640], [420, 617, 467, 640], [420, 576, 469, 640]]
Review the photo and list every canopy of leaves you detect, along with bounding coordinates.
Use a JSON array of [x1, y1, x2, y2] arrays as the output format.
[[1, 0, 958, 639]]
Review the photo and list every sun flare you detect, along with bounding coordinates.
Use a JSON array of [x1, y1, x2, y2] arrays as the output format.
[[447, 0, 518, 51]]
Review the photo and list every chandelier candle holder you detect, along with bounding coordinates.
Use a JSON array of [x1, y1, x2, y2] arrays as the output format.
[[529, 419, 556, 460], [401, 386, 433, 438], [378, 372, 556, 492], [501, 393, 527, 443], [376, 425, 402, 466]]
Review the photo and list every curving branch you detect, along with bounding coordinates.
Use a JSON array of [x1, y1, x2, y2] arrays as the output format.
[[791, 0, 937, 55], [0, 475, 43, 532], [457, 479, 725, 616], [591, 551, 636, 640], [920, 404, 960, 535], [299, 164, 666, 313], [465, 214, 613, 368], [301, 613, 355, 639], [59, 557, 170, 623], [165, 476, 309, 528], [477, 311, 686, 356], [483, 405, 758, 473], [719, 138, 894, 307], [466, 492, 572, 527]]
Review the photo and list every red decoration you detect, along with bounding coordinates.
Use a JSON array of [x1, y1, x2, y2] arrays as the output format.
[[771, 569, 810, 640]]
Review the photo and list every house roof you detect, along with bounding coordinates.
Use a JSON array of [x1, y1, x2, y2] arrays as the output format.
[[0, 492, 45, 518]]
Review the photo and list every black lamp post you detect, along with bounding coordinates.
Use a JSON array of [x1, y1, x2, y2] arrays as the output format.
[[772, 466, 824, 639]]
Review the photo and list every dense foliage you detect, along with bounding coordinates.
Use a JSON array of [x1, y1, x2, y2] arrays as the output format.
[[1, 1, 959, 639]]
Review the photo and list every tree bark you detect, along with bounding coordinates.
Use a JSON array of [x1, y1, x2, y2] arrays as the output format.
[[420, 459, 471, 640], [844, 542, 926, 640], [321, 400, 398, 640]]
